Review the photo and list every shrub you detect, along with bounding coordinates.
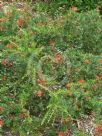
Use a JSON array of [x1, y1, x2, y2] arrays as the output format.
[[0, 3, 102, 136]]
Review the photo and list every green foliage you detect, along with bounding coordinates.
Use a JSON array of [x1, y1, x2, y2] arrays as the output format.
[[32, 0, 102, 16], [0, 2, 102, 136]]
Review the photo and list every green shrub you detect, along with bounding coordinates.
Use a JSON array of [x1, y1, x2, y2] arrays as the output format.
[[33, 0, 102, 16], [0, 3, 102, 136]]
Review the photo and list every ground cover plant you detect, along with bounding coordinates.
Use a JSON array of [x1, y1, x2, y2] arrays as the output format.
[[0, 1, 102, 136]]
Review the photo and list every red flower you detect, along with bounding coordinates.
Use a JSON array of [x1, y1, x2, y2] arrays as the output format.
[[37, 90, 43, 97], [1, 59, 7, 66], [6, 44, 13, 49], [0, 107, 4, 111], [58, 131, 65, 136], [83, 59, 90, 64], [2, 76, 7, 81], [16, 17, 24, 27], [71, 6, 78, 12], [41, 80, 46, 86], [19, 113, 27, 119], [55, 53, 63, 63], [78, 79, 85, 84], [0, 18, 4, 23], [36, 79, 40, 85], [99, 59, 102, 64], [0, 4, 3, 8], [40, 21, 44, 27], [0, 120, 4, 128], [95, 124, 102, 135]]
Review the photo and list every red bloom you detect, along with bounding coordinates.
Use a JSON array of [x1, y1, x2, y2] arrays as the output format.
[[95, 124, 102, 135], [0, 120, 4, 128], [99, 59, 102, 64], [71, 6, 78, 12], [37, 90, 43, 97], [58, 131, 65, 136], [2, 76, 7, 81], [41, 80, 46, 86], [40, 21, 44, 27], [19, 113, 27, 119], [1, 59, 7, 66], [0, 18, 4, 23], [0, 106, 4, 111], [83, 59, 90, 64], [16, 17, 24, 27], [0, 4, 3, 8], [36, 79, 40, 85], [55, 53, 63, 63], [6, 44, 13, 49], [78, 79, 85, 84]]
